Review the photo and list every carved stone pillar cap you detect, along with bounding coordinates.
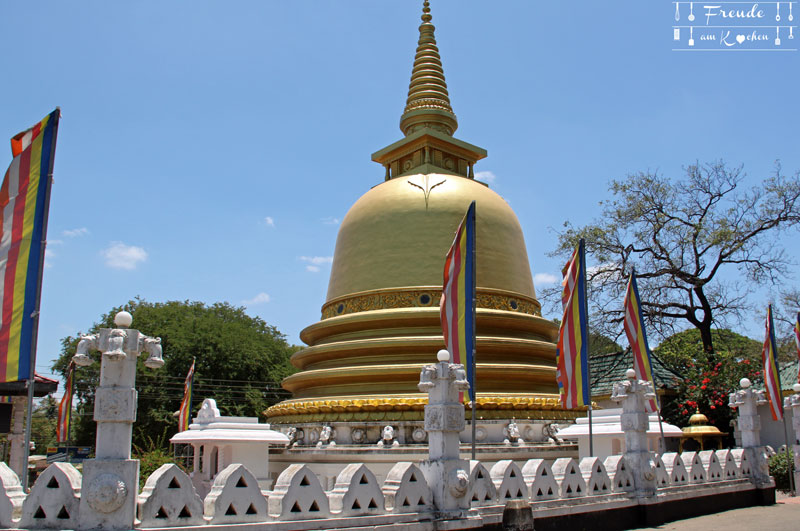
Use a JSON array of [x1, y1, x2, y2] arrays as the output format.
[[793, 383, 800, 393], [437, 349, 450, 362], [626, 368, 636, 380], [740, 378, 752, 389]]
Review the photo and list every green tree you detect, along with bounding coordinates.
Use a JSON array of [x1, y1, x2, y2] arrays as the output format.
[[30, 395, 59, 453], [52, 299, 296, 450], [654, 328, 761, 432], [548, 161, 800, 357]]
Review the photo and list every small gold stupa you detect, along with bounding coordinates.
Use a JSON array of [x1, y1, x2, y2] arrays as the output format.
[[679, 410, 726, 451], [267, 1, 577, 434]]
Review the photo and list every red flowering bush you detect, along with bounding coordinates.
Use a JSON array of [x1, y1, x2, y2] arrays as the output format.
[[655, 329, 762, 435]]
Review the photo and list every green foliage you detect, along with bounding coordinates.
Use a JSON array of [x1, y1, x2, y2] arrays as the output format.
[[769, 450, 796, 492], [30, 396, 59, 454], [133, 437, 188, 491], [655, 328, 761, 433], [53, 299, 296, 450], [656, 328, 761, 369]]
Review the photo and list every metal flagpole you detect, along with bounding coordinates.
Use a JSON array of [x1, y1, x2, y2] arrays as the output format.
[[782, 414, 796, 496], [580, 238, 593, 457], [189, 357, 195, 426], [656, 406, 667, 454], [21, 109, 60, 490], [67, 362, 74, 457], [470, 204, 477, 462]]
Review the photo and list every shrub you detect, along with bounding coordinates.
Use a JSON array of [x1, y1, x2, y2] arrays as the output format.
[[768, 450, 796, 492]]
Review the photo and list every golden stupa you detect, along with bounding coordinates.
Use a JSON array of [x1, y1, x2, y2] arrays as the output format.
[[266, 1, 574, 428], [679, 410, 726, 451]]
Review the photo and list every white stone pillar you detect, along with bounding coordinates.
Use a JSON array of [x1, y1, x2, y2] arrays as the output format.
[[783, 383, 800, 491], [611, 369, 657, 497], [729, 378, 767, 448], [72, 311, 164, 531], [7, 396, 27, 481], [729, 378, 771, 487], [417, 350, 471, 519]]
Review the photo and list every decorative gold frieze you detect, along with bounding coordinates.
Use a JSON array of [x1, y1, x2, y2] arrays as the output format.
[[321, 288, 541, 320], [266, 395, 586, 424]]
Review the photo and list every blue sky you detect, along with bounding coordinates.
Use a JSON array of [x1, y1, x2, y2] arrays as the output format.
[[2, 1, 799, 393]]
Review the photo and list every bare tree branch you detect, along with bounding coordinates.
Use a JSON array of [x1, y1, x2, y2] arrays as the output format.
[[545, 161, 800, 354]]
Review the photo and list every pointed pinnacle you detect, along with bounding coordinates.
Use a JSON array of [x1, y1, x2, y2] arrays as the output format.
[[399, 0, 458, 136]]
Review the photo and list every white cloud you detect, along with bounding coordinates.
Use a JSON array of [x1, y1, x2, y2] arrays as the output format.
[[48, 239, 64, 246], [300, 256, 333, 273], [242, 292, 271, 305], [264, 216, 275, 227], [63, 227, 89, 238], [44, 248, 56, 269], [322, 217, 340, 225], [587, 262, 621, 283], [534, 272, 559, 286], [300, 256, 333, 266], [475, 171, 497, 184], [102, 242, 148, 270]]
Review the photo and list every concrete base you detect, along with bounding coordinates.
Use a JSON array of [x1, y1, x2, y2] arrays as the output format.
[[78, 459, 139, 531], [477, 485, 776, 531]]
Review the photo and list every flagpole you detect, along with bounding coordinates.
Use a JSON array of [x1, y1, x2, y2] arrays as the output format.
[[470, 204, 477, 462], [189, 357, 195, 427], [782, 413, 796, 496], [656, 404, 666, 454], [21, 109, 60, 490], [67, 363, 74, 455], [580, 238, 593, 457]]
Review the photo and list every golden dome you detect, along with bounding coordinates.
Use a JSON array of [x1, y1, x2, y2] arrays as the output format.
[[688, 410, 709, 426], [326, 173, 536, 301], [682, 410, 725, 436]]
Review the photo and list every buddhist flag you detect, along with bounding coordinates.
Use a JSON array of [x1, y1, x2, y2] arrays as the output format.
[[623, 270, 659, 413], [762, 305, 783, 421], [795, 312, 799, 383], [556, 240, 590, 409], [441, 201, 476, 403], [56, 362, 75, 443], [178, 359, 195, 432], [0, 110, 60, 382]]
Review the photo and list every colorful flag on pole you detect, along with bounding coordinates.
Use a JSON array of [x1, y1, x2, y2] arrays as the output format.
[[556, 240, 590, 409], [795, 312, 799, 383], [762, 305, 783, 421], [178, 359, 195, 432], [440, 201, 476, 403], [623, 270, 659, 413], [0, 110, 60, 383], [56, 362, 74, 443]]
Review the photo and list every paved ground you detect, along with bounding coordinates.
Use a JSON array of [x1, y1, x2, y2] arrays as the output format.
[[630, 492, 800, 530]]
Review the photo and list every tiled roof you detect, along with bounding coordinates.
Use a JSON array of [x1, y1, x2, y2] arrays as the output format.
[[779, 360, 799, 391], [590, 350, 682, 397]]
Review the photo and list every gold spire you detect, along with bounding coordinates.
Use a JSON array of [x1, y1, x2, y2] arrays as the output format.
[[399, 0, 458, 136]]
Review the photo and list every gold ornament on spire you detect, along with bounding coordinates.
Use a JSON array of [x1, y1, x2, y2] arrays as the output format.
[[400, 0, 458, 136]]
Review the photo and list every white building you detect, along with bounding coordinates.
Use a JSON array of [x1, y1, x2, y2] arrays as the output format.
[[170, 399, 289, 497], [556, 408, 683, 458]]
